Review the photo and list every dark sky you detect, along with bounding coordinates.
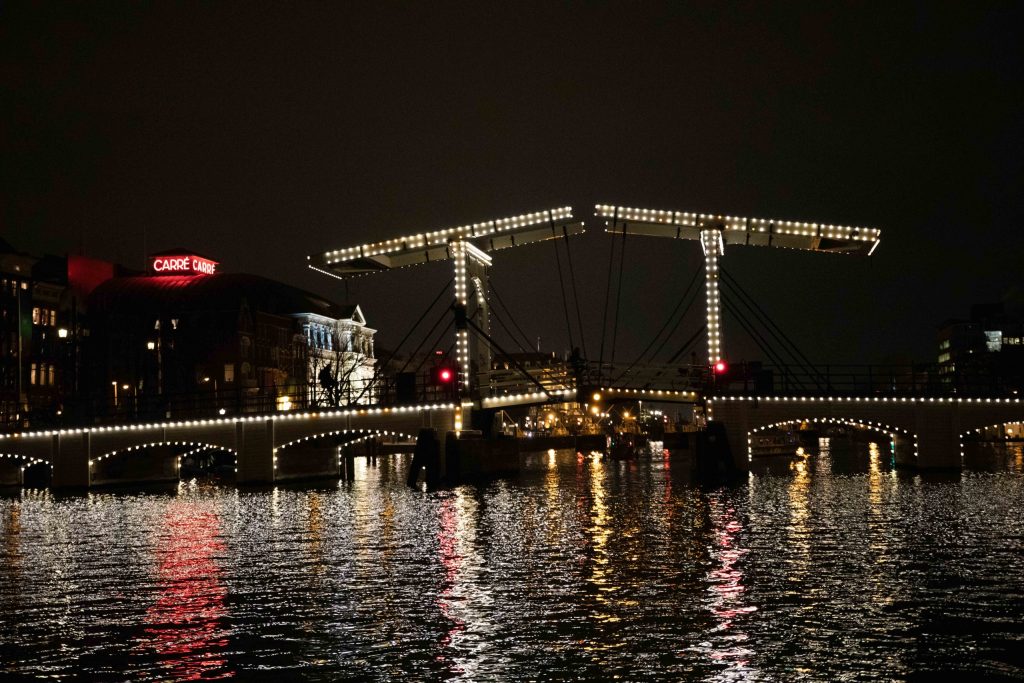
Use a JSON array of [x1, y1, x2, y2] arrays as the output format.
[[2, 2, 1021, 367]]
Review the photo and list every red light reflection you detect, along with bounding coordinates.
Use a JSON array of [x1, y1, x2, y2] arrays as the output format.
[[703, 494, 757, 673], [436, 498, 465, 659], [139, 502, 233, 680]]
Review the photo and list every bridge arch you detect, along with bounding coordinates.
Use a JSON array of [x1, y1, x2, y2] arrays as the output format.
[[748, 417, 918, 461], [273, 428, 415, 454], [272, 428, 415, 479], [0, 452, 53, 467], [0, 452, 53, 487], [958, 420, 1024, 458], [89, 440, 239, 485]]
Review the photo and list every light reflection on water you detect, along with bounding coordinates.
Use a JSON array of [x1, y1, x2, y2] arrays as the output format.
[[1, 446, 1023, 681]]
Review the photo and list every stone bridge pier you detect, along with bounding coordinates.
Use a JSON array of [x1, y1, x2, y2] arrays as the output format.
[[708, 395, 1024, 471]]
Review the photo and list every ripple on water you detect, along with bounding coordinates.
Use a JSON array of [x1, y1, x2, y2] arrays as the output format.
[[1, 449, 1022, 680]]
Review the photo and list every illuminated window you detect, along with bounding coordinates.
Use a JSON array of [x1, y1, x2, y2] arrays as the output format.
[[49, 310, 56, 326], [48, 365, 54, 386], [30, 362, 37, 385], [224, 364, 235, 383], [32, 307, 41, 325], [985, 330, 1003, 352]]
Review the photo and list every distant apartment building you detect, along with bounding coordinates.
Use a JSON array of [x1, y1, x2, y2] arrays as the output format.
[[0, 240, 111, 428], [937, 300, 1024, 394]]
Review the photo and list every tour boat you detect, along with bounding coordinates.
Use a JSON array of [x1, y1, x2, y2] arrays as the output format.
[[751, 433, 801, 458]]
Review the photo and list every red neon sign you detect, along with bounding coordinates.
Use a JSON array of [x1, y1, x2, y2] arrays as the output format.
[[150, 254, 218, 276]]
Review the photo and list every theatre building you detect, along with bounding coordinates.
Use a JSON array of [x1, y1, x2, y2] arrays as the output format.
[[84, 249, 375, 418]]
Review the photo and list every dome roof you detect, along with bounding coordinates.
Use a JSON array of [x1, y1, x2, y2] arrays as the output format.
[[87, 273, 343, 318]]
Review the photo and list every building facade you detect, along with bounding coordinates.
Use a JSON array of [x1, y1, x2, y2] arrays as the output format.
[[1, 243, 377, 429], [298, 306, 377, 407], [938, 301, 1024, 394], [83, 249, 376, 418]]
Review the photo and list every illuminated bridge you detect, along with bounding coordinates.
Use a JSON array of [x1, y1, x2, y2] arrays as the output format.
[[4, 203, 1021, 487]]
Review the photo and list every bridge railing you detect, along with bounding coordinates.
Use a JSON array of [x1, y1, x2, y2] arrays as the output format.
[[598, 362, 709, 392], [3, 373, 459, 433], [708, 362, 1022, 398]]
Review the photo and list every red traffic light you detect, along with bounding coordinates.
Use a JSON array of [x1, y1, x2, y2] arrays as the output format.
[[714, 361, 727, 374]]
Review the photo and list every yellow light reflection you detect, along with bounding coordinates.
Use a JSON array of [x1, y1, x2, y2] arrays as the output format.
[[2, 503, 22, 595]]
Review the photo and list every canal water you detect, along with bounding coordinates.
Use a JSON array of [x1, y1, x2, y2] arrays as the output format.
[[1, 442, 1022, 681]]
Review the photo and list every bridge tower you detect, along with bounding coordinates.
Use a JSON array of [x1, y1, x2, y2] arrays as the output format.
[[308, 207, 584, 404], [595, 205, 881, 368]]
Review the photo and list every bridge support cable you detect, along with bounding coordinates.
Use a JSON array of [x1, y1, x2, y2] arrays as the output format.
[[666, 324, 708, 365], [613, 265, 703, 386], [354, 313, 454, 405], [609, 221, 629, 376], [348, 281, 452, 405], [548, 213, 577, 354], [488, 281, 542, 355], [485, 289, 577, 392], [719, 267, 826, 388], [597, 208, 620, 383], [465, 317, 551, 397], [720, 267, 820, 371], [488, 297, 538, 357], [392, 299, 456, 377], [560, 222, 590, 363], [720, 298, 807, 391], [487, 294, 573, 390], [411, 327, 457, 376]]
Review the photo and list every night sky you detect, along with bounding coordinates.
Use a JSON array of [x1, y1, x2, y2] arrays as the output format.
[[3, 2, 1021, 367]]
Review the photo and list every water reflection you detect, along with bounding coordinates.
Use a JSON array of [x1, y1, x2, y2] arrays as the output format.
[[139, 500, 232, 680], [2, 502, 22, 604], [436, 488, 496, 679], [2, 447, 1023, 680], [700, 491, 759, 681]]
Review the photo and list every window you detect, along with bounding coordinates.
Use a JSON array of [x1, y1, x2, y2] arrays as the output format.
[[49, 310, 56, 326], [30, 362, 37, 385], [224, 364, 235, 383], [32, 307, 41, 325], [48, 365, 54, 386], [985, 330, 1003, 352]]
